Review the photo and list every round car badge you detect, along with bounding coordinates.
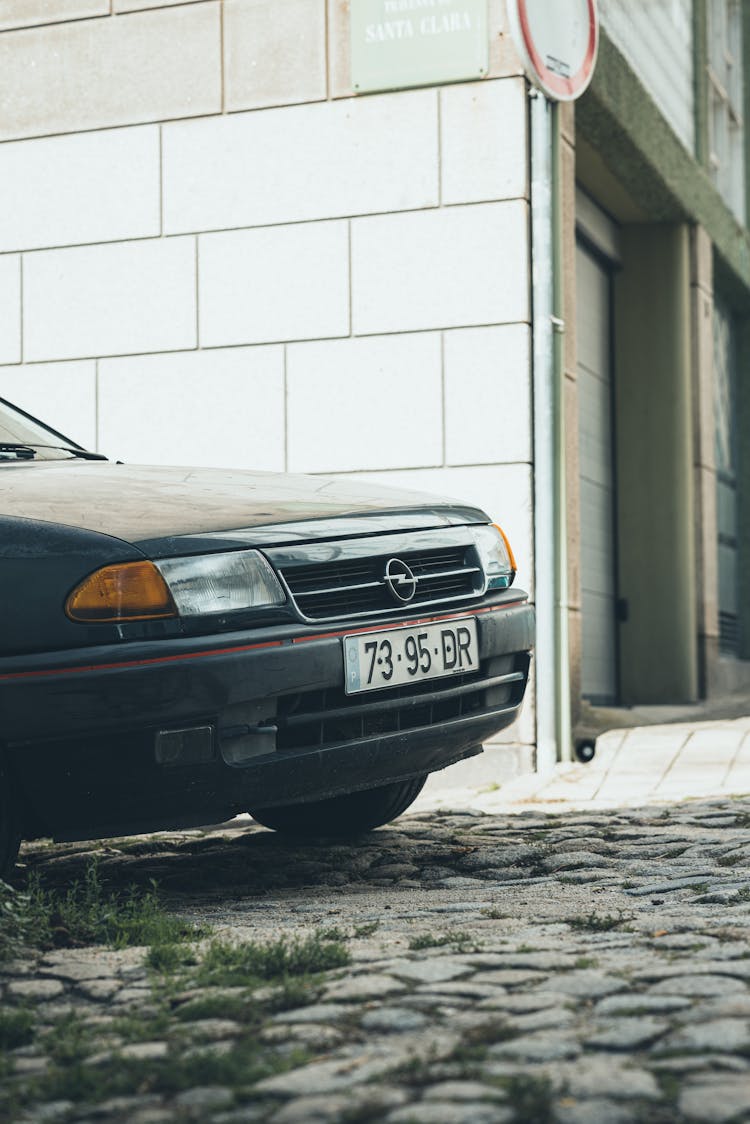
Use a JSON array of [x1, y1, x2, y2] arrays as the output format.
[[507, 0, 598, 102], [385, 558, 417, 603]]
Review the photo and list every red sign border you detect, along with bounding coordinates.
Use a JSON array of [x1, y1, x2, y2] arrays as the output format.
[[515, 0, 598, 101]]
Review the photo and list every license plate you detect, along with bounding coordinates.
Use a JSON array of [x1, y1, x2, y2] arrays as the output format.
[[343, 618, 478, 695]]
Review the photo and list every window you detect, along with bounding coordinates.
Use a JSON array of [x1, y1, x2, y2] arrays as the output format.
[[707, 0, 745, 221]]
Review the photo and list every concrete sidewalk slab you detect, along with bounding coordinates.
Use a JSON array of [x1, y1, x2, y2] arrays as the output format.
[[414, 716, 750, 814]]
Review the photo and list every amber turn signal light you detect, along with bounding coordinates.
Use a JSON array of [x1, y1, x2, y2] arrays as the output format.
[[66, 561, 178, 622], [493, 523, 517, 574]]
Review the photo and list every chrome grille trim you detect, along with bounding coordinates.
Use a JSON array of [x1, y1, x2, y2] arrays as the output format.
[[295, 565, 481, 600], [265, 527, 487, 623]]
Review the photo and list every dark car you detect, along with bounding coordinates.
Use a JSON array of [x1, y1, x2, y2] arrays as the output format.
[[0, 397, 534, 875]]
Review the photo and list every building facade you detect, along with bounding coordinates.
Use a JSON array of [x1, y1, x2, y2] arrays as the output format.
[[0, 0, 748, 772]]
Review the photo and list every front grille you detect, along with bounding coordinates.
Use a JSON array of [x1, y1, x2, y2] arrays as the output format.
[[275, 654, 529, 752], [267, 532, 484, 622]]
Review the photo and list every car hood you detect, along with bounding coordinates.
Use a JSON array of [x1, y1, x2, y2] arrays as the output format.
[[1, 461, 488, 556]]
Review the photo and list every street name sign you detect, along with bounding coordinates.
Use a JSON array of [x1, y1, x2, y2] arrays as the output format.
[[507, 0, 598, 101], [351, 0, 488, 94]]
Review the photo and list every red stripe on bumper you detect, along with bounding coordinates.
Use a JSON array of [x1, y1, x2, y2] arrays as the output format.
[[0, 600, 525, 682]]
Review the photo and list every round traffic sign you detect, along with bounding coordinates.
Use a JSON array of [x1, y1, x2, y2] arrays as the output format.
[[507, 0, 598, 101]]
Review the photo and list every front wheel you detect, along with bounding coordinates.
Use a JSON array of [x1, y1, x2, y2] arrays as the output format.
[[249, 775, 427, 837]]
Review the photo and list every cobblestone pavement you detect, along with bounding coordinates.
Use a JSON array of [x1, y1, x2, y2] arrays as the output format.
[[4, 794, 750, 1124]]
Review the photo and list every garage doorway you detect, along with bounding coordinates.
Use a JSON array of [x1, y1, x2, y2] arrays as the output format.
[[575, 192, 621, 704], [713, 294, 740, 656]]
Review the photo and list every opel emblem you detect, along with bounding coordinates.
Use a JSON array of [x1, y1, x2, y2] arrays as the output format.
[[385, 558, 417, 603]]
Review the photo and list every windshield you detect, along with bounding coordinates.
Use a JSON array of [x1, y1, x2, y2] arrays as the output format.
[[0, 397, 89, 462]]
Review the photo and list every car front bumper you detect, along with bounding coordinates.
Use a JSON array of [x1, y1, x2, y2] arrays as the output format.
[[1, 594, 534, 841]]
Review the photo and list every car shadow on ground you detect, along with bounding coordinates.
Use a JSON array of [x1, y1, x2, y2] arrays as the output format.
[[16, 813, 487, 905]]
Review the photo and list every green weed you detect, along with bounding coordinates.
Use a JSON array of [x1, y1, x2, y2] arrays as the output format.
[[0, 1007, 34, 1050], [318, 926, 347, 942], [717, 851, 745, 867], [193, 932, 349, 988], [502, 1074, 554, 1122], [33, 1038, 308, 1106], [42, 1013, 95, 1067], [5, 860, 199, 954], [146, 942, 197, 974], [408, 931, 475, 951], [353, 921, 380, 938], [568, 910, 631, 932]]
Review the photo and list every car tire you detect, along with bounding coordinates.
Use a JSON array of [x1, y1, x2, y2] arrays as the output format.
[[249, 775, 428, 837], [0, 757, 21, 879]]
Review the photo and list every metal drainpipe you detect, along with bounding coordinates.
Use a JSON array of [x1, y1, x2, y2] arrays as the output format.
[[551, 101, 572, 765], [530, 89, 572, 771]]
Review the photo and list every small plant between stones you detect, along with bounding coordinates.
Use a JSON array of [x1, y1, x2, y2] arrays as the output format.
[[1, 858, 197, 958], [2, 919, 351, 1117], [408, 930, 475, 951], [568, 910, 632, 932]]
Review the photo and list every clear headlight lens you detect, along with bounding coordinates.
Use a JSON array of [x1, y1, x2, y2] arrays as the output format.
[[156, 550, 286, 616], [471, 524, 517, 590]]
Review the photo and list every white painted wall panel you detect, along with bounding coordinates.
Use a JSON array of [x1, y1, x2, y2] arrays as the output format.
[[0, 257, 21, 365], [0, 127, 160, 253], [98, 348, 285, 468], [444, 324, 532, 465], [163, 91, 439, 235], [599, 0, 694, 152], [441, 78, 527, 205], [224, 0, 327, 112], [114, 0, 207, 10], [0, 361, 96, 449], [287, 334, 443, 473], [0, 3, 222, 142], [199, 222, 349, 347], [352, 201, 529, 335], [24, 238, 197, 362], [0, 1, 108, 31]]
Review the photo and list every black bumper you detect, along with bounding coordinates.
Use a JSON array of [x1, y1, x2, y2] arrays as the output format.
[[1, 597, 534, 841]]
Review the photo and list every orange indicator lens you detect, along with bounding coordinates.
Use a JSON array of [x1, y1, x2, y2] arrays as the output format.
[[66, 561, 177, 622], [493, 523, 517, 575]]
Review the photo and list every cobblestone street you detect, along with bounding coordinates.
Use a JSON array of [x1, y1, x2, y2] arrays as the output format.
[[3, 756, 750, 1124]]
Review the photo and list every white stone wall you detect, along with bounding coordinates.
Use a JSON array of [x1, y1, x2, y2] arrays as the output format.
[[0, 0, 534, 749], [599, 0, 695, 153]]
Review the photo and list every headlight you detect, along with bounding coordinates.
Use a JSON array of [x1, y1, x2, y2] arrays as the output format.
[[66, 550, 285, 622], [156, 550, 285, 616], [471, 524, 517, 590]]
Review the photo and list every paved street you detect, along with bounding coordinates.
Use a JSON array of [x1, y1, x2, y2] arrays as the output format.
[[3, 721, 750, 1124]]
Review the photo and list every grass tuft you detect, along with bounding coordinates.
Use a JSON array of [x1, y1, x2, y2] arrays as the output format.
[[568, 910, 631, 932], [193, 932, 350, 988], [717, 851, 745, 867], [353, 921, 380, 938], [2, 860, 199, 958], [502, 1075, 555, 1122], [408, 931, 475, 951], [0, 1007, 35, 1050]]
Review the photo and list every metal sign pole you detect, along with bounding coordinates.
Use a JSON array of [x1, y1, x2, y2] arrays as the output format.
[[530, 88, 558, 772], [531, 90, 573, 770]]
